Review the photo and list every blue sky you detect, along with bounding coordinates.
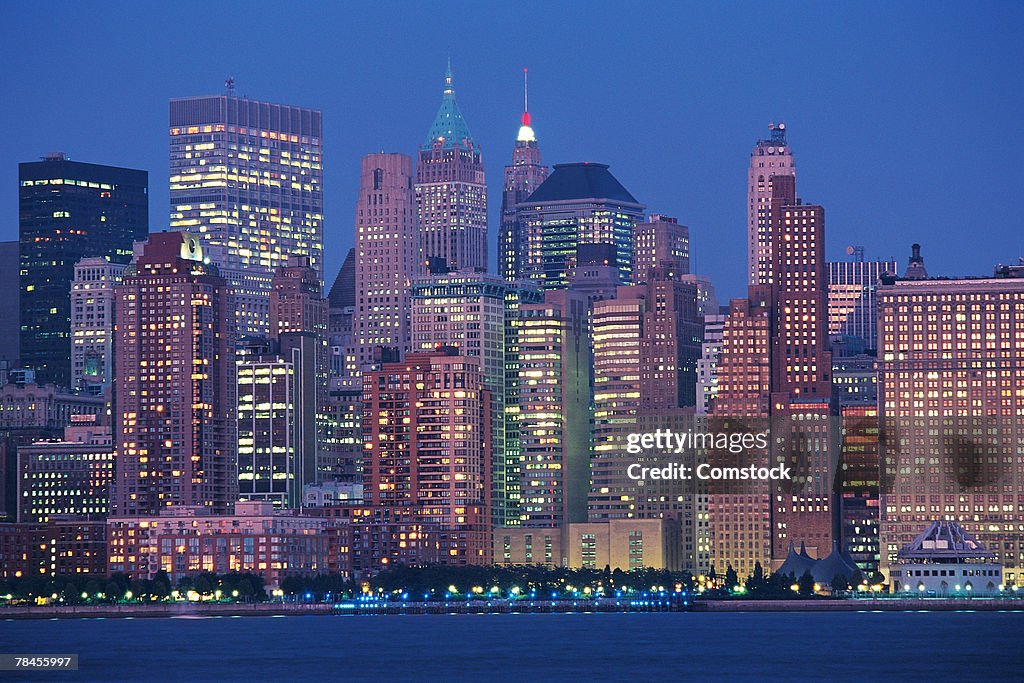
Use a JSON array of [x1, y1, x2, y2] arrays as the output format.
[[3, 1, 1022, 299]]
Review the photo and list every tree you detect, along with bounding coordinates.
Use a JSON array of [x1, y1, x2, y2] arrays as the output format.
[[831, 573, 850, 594], [798, 570, 816, 597], [725, 565, 739, 591]]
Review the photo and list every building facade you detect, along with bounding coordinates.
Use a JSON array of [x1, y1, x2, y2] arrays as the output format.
[[19, 153, 148, 388], [17, 425, 113, 523], [827, 258, 899, 353], [632, 214, 690, 283], [169, 93, 323, 336], [747, 123, 795, 287], [71, 257, 126, 394], [416, 64, 487, 272], [112, 233, 235, 516]]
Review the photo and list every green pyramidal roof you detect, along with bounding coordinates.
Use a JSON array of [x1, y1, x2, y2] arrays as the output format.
[[421, 62, 476, 151]]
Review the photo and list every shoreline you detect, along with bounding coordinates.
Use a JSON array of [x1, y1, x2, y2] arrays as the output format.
[[3, 598, 1024, 620]]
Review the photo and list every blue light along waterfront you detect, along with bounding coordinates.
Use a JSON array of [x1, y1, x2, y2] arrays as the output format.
[[2, 612, 1022, 681]]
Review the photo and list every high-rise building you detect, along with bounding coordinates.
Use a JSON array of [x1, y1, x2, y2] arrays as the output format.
[[169, 93, 323, 336], [416, 64, 487, 272], [499, 69, 549, 281], [632, 214, 690, 283], [748, 123, 795, 287], [515, 289, 591, 529], [17, 425, 113, 522], [877, 274, 1024, 586], [696, 312, 727, 415], [19, 153, 148, 388], [270, 256, 330, 481], [827, 257, 899, 353], [71, 257, 127, 394], [410, 270, 541, 526], [354, 153, 419, 368], [362, 349, 492, 564], [767, 177, 835, 563], [112, 233, 234, 516], [516, 163, 645, 289], [326, 249, 361, 482]]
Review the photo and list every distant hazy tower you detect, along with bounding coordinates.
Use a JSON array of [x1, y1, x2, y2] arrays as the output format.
[[71, 257, 127, 394], [416, 63, 488, 272], [748, 123, 795, 287], [354, 153, 419, 367], [112, 233, 234, 516], [500, 69, 550, 281], [169, 91, 323, 336]]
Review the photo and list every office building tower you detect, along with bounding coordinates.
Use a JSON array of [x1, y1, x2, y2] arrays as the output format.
[[680, 274, 719, 319], [354, 153, 419, 367], [325, 249, 361, 481], [71, 257, 127, 394], [416, 63, 487, 272], [903, 243, 928, 279], [362, 349, 492, 564], [328, 248, 357, 379], [633, 214, 690, 283], [0, 242, 20, 367], [270, 256, 330, 480], [112, 233, 234, 516], [411, 271, 541, 526], [748, 123, 795, 287], [169, 93, 323, 336], [499, 69, 549, 281], [17, 425, 113, 522], [696, 312, 727, 414], [516, 162, 645, 289], [19, 153, 148, 387], [827, 256, 898, 353], [515, 289, 591, 528], [877, 274, 1024, 586], [766, 177, 835, 562]]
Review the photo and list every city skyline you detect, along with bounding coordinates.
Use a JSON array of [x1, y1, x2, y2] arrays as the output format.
[[2, 3, 1022, 301]]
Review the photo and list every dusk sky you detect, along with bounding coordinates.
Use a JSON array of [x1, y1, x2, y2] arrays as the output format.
[[3, 1, 1022, 299]]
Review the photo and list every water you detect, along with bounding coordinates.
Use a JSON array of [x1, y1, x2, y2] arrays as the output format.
[[1, 611, 1022, 681]]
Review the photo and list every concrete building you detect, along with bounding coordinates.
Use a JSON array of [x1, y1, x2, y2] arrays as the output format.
[[416, 63, 487, 272], [747, 122, 795, 287], [877, 274, 1024, 585], [499, 69, 549, 281], [566, 519, 681, 571], [632, 214, 689, 283], [696, 312, 727, 414], [354, 153, 420, 367], [71, 257, 126, 395], [112, 233, 235, 516], [17, 425, 113, 522], [107, 501, 339, 588], [0, 518, 107, 579], [362, 349, 492, 564], [0, 241, 20, 368], [169, 93, 323, 336], [19, 154, 148, 388]]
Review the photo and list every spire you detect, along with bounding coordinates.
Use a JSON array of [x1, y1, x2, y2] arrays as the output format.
[[517, 67, 537, 143], [422, 60, 475, 151]]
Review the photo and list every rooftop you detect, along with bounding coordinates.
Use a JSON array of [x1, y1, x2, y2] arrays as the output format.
[[525, 162, 640, 205]]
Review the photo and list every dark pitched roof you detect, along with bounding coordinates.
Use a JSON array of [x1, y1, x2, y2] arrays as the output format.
[[329, 248, 356, 309], [525, 162, 639, 204], [776, 541, 816, 579], [897, 520, 994, 560]]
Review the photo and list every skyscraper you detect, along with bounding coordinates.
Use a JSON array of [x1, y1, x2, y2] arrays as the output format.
[[169, 92, 323, 336], [516, 163, 645, 289], [112, 233, 234, 516], [19, 153, 148, 388], [515, 289, 591, 528], [354, 153, 419, 368], [362, 349, 492, 564], [71, 257, 127, 394], [416, 63, 487, 272], [499, 69, 549, 281], [0, 241, 20, 368], [877, 273, 1024, 586], [826, 256, 899, 352], [748, 123, 795, 287], [410, 270, 541, 526]]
